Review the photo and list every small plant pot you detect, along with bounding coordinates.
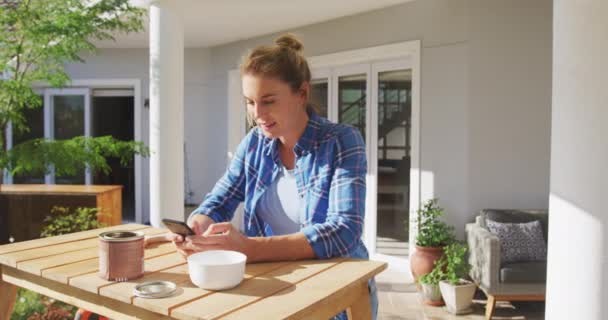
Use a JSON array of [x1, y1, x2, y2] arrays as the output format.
[[439, 279, 477, 314], [420, 283, 444, 306], [410, 246, 445, 283]]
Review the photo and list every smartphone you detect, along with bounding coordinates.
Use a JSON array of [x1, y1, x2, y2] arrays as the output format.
[[162, 218, 195, 237]]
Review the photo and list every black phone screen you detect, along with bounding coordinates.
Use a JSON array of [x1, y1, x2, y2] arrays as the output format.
[[162, 218, 195, 236]]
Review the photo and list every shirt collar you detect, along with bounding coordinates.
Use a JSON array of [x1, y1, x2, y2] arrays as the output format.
[[293, 111, 321, 156], [263, 111, 321, 159]]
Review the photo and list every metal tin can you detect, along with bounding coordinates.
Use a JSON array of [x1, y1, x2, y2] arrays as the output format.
[[98, 230, 144, 281]]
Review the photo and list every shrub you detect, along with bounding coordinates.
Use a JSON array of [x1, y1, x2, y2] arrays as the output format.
[[415, 198, 455, 247], [40, 206, 107, 237]]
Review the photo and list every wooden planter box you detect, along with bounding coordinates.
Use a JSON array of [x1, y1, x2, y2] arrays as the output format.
[[0, 184, 122, 244]]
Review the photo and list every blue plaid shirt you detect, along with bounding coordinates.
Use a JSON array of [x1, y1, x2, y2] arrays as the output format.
[[190, 112, 369, 260], [190, 113, 377, 319]]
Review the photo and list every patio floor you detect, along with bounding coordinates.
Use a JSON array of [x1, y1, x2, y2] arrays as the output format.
[[375, 268, 545, 320]]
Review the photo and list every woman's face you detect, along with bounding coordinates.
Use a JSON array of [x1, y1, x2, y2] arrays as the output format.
[[242, 74, 308, 139]]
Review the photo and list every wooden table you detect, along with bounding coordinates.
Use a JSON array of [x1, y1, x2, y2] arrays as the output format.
[[0, 224, 386, 320], [0, 184, 123, 244]]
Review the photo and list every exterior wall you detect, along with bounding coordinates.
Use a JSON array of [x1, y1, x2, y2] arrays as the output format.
[[467, 0, 553, 217], [62, 0, 553, 237], [546, 1, 608, 319], [208, 0, 552, 239]]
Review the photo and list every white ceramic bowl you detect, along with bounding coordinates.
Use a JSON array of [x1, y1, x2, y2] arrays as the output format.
[[187, 250, 247, 290]]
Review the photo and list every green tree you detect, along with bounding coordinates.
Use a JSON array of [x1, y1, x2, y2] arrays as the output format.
[[0, 0, 148, 185]]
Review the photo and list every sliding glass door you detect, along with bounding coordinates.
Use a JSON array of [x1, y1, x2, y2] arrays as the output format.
[[311, 59, 413, 262], [44, 88, 92, 184]]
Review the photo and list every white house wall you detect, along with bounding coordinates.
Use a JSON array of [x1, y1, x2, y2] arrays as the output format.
[[467, 0, 553, 217], [207, 0, 552, 239], [62, 0, 552, 235]]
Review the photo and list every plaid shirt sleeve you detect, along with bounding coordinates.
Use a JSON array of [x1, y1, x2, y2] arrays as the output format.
[[188, 134, 250, 224], [302, 126, 367, 259]]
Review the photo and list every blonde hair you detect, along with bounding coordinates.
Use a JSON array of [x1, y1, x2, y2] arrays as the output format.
[[240, 33, 318, 123]]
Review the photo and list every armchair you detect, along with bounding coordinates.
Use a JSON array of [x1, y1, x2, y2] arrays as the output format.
[[466, 209, 548, 319]]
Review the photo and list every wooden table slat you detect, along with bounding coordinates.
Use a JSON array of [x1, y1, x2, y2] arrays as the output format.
[[0, 224, 145, 255], [1, 227, 167, 268], [105, 261, 293, 316], [170, 259, 342, 320], [70, 252, 187, 294], [221, 260, 387, 320], [16, 228, 168, 276], [0, 184, 122, 195], [42, 258, 99, 284], [41, 240, 177, 284]]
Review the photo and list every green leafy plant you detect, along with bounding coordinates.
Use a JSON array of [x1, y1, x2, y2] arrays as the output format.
[[40, 206, 106, 237], [10, 288, 45, 320], [415, 198, 455, 247], [4, 135, 149, 178], [13, 206, 105, 319], [418, 258, 447, 286], [442, 242, 471, 285], [418, 242, 472, 287], [0, 0, 147, 186], [10, 289, 75, 320]]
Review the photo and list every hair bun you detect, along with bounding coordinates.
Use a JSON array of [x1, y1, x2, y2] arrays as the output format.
[[275, 34, 303, 52]]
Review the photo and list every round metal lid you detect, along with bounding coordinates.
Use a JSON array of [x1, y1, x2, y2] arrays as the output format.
[[133, 281, 177, 299], [99, 230, 144, 242]]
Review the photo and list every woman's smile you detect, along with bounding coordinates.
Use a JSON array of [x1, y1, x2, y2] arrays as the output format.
[[258, 121, 277, 131]]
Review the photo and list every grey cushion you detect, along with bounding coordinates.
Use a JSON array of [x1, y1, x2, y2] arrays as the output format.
[[486, 219, 547, 263], [481, 209, 549, 240], [500, 261, 547, 283]]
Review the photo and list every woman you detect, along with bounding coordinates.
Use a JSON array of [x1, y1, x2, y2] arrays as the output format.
[[171, 34, 377, 319]]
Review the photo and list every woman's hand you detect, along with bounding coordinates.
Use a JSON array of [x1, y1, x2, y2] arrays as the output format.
[[188, 214, 215, 235], [183, 222, 252, 257], [172, 214, 216, 259]]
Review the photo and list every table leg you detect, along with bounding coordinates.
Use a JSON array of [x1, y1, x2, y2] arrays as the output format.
[[347, 282, 372, 320], [1, 266, 18, 320], [485, 294, 496, 320]]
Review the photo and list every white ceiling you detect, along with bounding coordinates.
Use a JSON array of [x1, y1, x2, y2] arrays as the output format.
[[96, 0, 414, 48]]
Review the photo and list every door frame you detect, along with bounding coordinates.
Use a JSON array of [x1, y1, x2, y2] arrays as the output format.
[[70, 79, 143, 224], [5, 79, 144, 224], [43, 87, 92, 184], [370, 58, 414, 265]]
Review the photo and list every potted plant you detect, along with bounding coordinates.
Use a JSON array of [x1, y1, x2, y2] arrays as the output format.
[[418, 258, 446, 306], [438, 242, 476, 314], [410, 198, 455, 282]]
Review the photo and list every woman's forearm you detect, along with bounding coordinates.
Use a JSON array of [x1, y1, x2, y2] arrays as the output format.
[[245, 232, 316, 262]]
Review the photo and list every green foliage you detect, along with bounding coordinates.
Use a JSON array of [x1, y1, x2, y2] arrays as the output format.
[[443, 242, 471, 285], [40, 206, 106, 237], [0, 0, 146, 177], [10, 288, 45, 320], [415, 198, 455, 247], [11, 288, 76, 320], [13, 206, 105, 319], [417, 242, 472, 286], [1, 135, 149, 177], [418, 258, 446, 286]]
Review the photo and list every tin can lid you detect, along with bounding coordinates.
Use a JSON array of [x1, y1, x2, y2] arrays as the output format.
[[99, 230, 144, 242], [133, 281, 177, 298]]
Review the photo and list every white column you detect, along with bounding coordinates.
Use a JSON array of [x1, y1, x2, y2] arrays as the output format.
[[149, 0, 184, 227], [546, 1, 607, 319]]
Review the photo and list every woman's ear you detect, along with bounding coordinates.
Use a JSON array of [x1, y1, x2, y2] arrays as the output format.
[[299, 82, 310, 104]]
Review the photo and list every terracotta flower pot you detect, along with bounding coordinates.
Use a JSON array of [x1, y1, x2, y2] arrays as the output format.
[[410, 245, 445, 282]]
